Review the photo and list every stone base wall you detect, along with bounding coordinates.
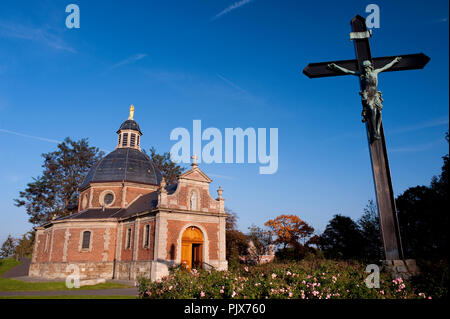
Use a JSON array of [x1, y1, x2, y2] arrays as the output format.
[[29, 259, 228, 282], [29, 261, 114, 280], [115, 261, 154, 281]]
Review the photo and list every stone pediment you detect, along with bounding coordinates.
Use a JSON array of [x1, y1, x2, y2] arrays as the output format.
[[179, 167, 212, 183]]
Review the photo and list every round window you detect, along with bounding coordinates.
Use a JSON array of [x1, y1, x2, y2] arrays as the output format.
[[103, 193, 114, 206]]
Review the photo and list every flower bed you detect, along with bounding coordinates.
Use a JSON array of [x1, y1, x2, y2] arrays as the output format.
[[137, 260, 431, 299]]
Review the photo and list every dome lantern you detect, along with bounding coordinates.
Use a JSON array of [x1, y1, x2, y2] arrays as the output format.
[[116, 105, 142, 150]]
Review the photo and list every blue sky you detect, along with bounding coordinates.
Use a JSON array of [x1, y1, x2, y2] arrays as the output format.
[[0, 0, 448, 244]]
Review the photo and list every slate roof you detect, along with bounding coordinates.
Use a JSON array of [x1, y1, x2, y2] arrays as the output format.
[[117, 119, 142, 134], [53, 191, 160, 223], [79, 148, 162, 189]]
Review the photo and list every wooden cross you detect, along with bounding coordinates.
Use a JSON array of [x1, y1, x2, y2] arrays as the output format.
[[303, 15, 430, 261]]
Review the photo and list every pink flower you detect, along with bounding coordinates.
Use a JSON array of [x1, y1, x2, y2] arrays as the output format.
[[220, 289, 224, 293], [169, 285, 173, 290], [200, 291, 205, 297], [380, 290, 385, 295], [271, 273, 277, 279], [232, 291, 237, 298], [286, 271, 292, 276], [289, 292, 293, 297], [244, 266, 249, 272]]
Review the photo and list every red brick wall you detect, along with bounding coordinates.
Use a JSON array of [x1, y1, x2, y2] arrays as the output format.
[[65, 227, 117, 262], [165, 220, 219, 260], [50, 229, 65, 262], [90, 187, 123, 208], [34, 226, 118, 264], [120, 224, 135, 261], [137, 220, 155, 261], [35, 232, 50, 263]]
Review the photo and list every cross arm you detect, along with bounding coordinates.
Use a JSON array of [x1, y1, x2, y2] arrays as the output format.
[[303, 59, 358, 78], [372, 53, 430, 73], [302, 53, 429, 79]]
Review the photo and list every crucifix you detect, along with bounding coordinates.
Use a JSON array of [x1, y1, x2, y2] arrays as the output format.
[[303, 15, 430, 261]]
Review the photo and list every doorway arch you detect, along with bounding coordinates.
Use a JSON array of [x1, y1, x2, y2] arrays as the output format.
[[181, 226, 204, 270]]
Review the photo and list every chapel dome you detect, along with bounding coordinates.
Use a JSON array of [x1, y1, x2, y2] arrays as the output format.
[[79, 105, 162, 189], [79, 148, 162, 189]]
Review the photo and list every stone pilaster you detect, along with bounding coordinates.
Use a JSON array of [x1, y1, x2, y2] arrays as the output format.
[[48, 229, 54, 262], [102, 227, 111, 262], [62, 229, 71, 262], [133, 219, 140, 261], [151, 211, 169, 281]]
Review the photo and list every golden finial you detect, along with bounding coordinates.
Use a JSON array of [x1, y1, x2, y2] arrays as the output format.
[[128, 104, 135, 120]]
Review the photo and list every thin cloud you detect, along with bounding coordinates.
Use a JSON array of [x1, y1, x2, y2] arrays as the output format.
[[216, 73, 248, 94], [390, 138, 444, 153], [0, 128, 60, 143], [390, 116, 449, 134], [430, 17, 448, 24], [211, 0, 253, 21], [0, 128, 110, 153], [110, 53, 147, 69], [209, 173, 235, 180], [0, 21, 76, 53]]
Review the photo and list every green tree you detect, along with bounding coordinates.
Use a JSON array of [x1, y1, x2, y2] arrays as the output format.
[[247, 224, 272, 264], [14, 137, 103, 225], [396, 131, 449, 260], [14, 231, 35, 259], [225, 208, 248, 267], [1, 235, 17, 258], [358, 200, 383, 262], [149, 147, 186, 184], [319, 214, 364, 260]]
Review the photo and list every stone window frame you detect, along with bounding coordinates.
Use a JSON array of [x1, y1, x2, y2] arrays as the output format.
[[188, 188, 201, 211], [142, 223, 151, 249], [125, 227, 132, 250], [99, 190, 116, 207], [78, 229, 93, 252]]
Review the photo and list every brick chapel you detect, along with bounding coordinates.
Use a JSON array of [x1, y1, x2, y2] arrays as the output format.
[[29, 106, 228, 281]]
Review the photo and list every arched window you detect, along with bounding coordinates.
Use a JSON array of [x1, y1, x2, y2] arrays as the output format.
[[126, 228, 132, 249], [143, 224, 150, 248], [82, 231, 91, 249]]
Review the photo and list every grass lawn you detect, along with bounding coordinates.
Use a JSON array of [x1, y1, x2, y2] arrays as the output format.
[[0, 258, 132, 292], [0, 295, 136, 299]]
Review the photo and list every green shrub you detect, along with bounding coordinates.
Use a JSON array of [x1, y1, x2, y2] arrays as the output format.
[[138, 260, 433, 299]]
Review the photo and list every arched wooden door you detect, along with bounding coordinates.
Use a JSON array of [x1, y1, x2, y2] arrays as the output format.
[[181, 226, 203, 270]]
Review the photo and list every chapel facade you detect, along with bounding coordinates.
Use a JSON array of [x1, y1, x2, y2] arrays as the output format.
[[29, 106, 228, 281]]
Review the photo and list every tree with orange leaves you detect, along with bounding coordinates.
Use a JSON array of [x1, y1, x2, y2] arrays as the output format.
[[264, 214, 314, 248]]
